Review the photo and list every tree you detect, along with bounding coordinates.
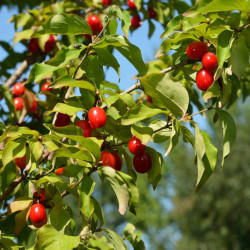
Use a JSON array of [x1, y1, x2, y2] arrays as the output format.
[[0, 0, 249, 249]]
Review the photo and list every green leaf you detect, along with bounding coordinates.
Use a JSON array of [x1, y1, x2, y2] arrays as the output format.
[[8, 196, 33, 214], [121, 103, 164, 125], [29, 141, 43, 162], [50, 75, 95, 91], [32, 14, 92, 37], [27, 44, 86, 83], [216, 109, 236, 168], [180, 125, 195, 148], [50, 193, 70, 232], [131, 124, 153, 145], [47, 102, 85, 116], [94, 35, 128, 49], [2, 140, 26, 168], [103, 229, 127, 250], [13, 29, 33, 45], [15, 205, 31, 236], [146, 147, 163, 190], [217, 30, 233, 68], [0, 122, 6, 130], [115, 38, 147, 76], [140, 73, 189, 117], [121, 11, 131, 38], [149, 120, 171, 143], [0, 234, 19, 250], [79, 176, 95, 220], [34, 225, 80, 250], [164, 119, 180, 156], [108, 5, 122, 19], [92, 197, 104, 227], [230, 34, 249, 80]]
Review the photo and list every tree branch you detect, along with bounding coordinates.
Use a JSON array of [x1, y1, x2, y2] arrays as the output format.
[[160, 60, 194, 74]]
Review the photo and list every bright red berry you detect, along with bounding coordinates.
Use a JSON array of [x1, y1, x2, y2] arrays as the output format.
[[88, 15, 103, 35], [44, 35, 56, 53], [14, 154, 26, 169], [112, 152, 122, 171], [128, 0, 136, 9], [55, 113, 71, 127], [186, 41, 207, 60], [88, 107, 107, 128], [196, 68, 214, 91], [76, 120, 92, 138], [133, 152, 152, 174], [29, 204, 47, 227], [55, 167, 65, 176], [13, 83, 25, 96], [33, 188, 45, 202], [28, 38, 39, 53], [148, 7, 157, 19], [201, 52, 218, 70], [128, 136, 146, 156], [102, 0, 112, 6], [32, 215, 47, 228], [41, 83, 52, 95], [146, 95, 153, 103], [14, 97, 24, 111], [29, 100, 38, 113], [100, 151, 116, 169], [131, 15, 141, 29]]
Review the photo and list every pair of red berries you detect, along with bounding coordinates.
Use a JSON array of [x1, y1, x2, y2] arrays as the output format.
[[14, 97, 37, 112], [28, 35, 56, 54], [128, 136, 152, 174], [186, 41, 218, 91], [29, 203, 47, 228], [87, 15, 103, 35], [13, 82, 25, 111], [100, 151, 122, 171]]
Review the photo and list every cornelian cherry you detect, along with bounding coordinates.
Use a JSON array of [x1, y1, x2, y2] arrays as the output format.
[[196, 68, 214, 91], [55, 167, 65, 176], [133, 152, 152, 174], [202, 52, 218, 70], [186, 41, 207, 60], [102, 0, 112, 6], [55, 113, 71, 127], [128, 0, 136, 9], [131, 15, 141, 29], [29, 204, 47, 227], [112, 152, 122, 171], [13, 83, 25, 96], [41, 83, 52, 95], [14, 154, 26, 169], [14, 97, 24, 111], [148, 7, 157, 19], [76, 120, 92, 138], [88, 107, 107, 128], [88, 15, 103, 35], [28, 38, 39, 53], [128, 136, 146, 155], [33, 188, 45, 202], [29, 100, 37, 113], [32, 216, 47, 228], [100, 151, 116, 169], [44, 35, 56, 53]]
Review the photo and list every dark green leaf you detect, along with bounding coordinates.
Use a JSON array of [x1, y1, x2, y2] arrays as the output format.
[[103, 228, 127, 250]]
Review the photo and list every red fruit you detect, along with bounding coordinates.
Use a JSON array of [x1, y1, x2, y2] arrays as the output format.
[[128, 136, 146, 155], [76, 120, 92, 138], [133, 152, 152, 174], [102, 0, 112, 6], [186, 41, 207, 60], [30, 100, 38, 112], [41, 83, 52, 95], [28, 38, 39, 53], [14, 97, 24, 111], [88, 15, 103, 35], [128, 0, 136, 9], [82, 34, 92, 40], [196, 68, 214, 91], [14, 154, 26, 169], [13, 83, 25, 96], [33, 188, 45, 202], [100, 151, 116, 169], [44, 35, 56, 53], [112, 152, 122, 171], [55, 113, 71, 127], [88, 107, 107, 128], [148, 7, 157, 19], [146, 95, 153, 103], [202, 52, 218, 70], [131, 15, 141, 29], [29, 204, 47, 226], [55, 167, 65, 176], [32, 215, 47, 228]]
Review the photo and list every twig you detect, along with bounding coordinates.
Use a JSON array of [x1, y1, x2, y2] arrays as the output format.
[[18, 109, 28, 124], [160, 60, 193, 74], [180, 106, 213, 121], [93, 19, 110, 43]]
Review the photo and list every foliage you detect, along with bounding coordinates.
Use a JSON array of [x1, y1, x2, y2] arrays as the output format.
[[0, 0, 249, 249]]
